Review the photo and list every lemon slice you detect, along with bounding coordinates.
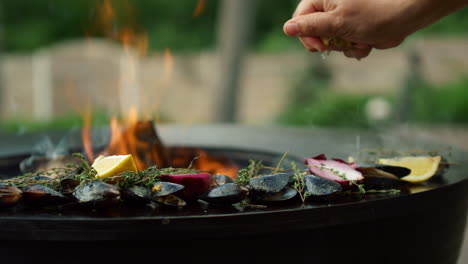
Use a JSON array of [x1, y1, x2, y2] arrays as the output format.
[[91, 154, 138, 178], [377, 156, 442, 183]]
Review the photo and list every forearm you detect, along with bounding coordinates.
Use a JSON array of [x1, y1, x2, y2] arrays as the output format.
[[406, 0, 468, 34]]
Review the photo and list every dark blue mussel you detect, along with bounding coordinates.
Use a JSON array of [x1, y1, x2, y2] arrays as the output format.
[[0, 185, 22, 207], [21, 184, 68, 205], [248, 173, 291, 193], [203, 183, 249, 204], [304, 175, 342, 197], [73, 181, 120, 205]]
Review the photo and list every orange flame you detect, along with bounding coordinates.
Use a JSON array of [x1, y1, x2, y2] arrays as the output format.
[[80, 0, 238, 178], [81, 104, 95, 163], [98, 107, 169, 171], [195, 150, 238, 178], [192, 0, 206, 17], [97, 0, 115, 31], [163, 48, 174, 83]]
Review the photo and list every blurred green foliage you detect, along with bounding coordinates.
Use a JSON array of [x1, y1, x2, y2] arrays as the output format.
[[277, 69, 468, 128], [0, 112, 110, 133], [277, 91, 374, 128], [1, 1, 466, 53], [410, 78, 468, 124]]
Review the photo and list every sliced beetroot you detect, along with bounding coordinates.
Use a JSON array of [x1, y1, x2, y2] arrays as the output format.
[[160, 173, 211, 201], [304, 154, 363, 189]]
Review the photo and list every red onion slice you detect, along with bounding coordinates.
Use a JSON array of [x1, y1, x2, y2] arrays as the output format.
[[304, 154, 363, 189]]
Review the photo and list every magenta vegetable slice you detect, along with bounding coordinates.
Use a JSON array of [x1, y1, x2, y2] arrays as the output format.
[[160, 173, 211, 200], [304, 154, 363, 189]]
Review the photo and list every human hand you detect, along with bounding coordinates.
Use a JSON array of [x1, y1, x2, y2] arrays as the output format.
[[283, 0, 468, 59]]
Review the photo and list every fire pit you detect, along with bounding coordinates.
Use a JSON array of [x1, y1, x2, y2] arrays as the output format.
[[0, 124, 467, 264]]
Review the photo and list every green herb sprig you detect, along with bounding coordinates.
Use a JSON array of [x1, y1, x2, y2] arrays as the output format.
[[235, 160, 264, 186], [291, 161, 309, 202]]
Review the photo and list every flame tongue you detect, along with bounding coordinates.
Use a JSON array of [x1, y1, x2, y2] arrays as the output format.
[[102, 118, 169, 171]]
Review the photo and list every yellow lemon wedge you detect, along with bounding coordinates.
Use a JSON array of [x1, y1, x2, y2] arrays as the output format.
[[91, 154, 138, 178], [93, 155, 106, 164], [377, 156, 442, 183]]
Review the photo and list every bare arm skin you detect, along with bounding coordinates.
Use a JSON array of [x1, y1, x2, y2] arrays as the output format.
[[283, 0, 468, 59]]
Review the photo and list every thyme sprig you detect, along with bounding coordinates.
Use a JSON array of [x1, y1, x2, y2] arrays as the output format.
[[235, 160, 264, 186], [0, 153, 199, 189], [291, 161, 309, 202]]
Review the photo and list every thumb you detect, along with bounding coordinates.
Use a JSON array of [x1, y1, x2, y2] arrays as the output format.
[[285, 12, 340, 37]]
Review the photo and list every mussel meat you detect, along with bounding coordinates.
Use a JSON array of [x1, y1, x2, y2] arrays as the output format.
[[0, 185, 22, 207]]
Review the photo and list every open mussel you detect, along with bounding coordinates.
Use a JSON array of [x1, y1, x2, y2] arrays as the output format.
[[121, 185, 152, 204], [358, 164, 411, 179], [154, 194, 186, 207], [362, 177, 403, 190], [304, 175, 342, 197], [203, 183, 249, 205], [151, 181, 184, 197], [250, 187, 297, 203], [212, 174, 234, 186], [0, 185, 22, 207], [73, 181, 120, 205], [21, 184, 68, 205], [248, 173, 291, 193]]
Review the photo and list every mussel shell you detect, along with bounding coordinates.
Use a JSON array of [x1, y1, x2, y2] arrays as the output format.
[[151, 181, 184, 197], [122, 185, 152, 203], [304, 175, 342, 197], [212, 174, 234, 186], [250, 187, 297, 202], [363, 177, 403, 190], [248, 173, 290, 193], [73, 181, 120, 204], [154, 194, 186, 207], [22, 184, 67, 205], [203, 183, 248, 204], [0, 185, 22, 207], [60, 178, 82, 193], [358, 164, 411, 179]]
